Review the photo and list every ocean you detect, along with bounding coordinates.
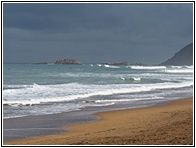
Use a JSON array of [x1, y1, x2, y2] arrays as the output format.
[[3, 63, 193, 119]]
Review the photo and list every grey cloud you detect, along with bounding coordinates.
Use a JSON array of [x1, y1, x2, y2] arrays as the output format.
[[3, 3, 112, 31], [3, 2, 193, 64], [3, 3, 193, 34]]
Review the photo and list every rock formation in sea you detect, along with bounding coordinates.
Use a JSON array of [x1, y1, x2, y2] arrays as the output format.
[[160, 43, 193, 66], [55, 58, 81, 64], [104, 62, 128, 65]]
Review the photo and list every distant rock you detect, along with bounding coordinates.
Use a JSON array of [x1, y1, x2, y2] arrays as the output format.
[[55, 58, 81, 64], [160, 43, 193, 66], [130, 63, 146, 66], [104, 62, 128, 66]]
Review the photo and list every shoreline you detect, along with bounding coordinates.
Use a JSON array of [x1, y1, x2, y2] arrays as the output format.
[[4, 97, 193, 145], [3, 95, 178, 142]]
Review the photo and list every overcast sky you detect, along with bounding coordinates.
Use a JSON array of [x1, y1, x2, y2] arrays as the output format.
[[3, 2, 193, 64]]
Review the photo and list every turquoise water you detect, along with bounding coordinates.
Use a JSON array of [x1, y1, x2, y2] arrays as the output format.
[[3, 64, 193, 118]]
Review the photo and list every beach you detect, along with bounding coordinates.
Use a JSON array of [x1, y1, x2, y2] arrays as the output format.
[[4, 97, 193, 145], [3, 2, 194, 145]]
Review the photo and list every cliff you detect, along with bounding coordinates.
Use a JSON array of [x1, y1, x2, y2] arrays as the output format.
[[160, 43, 193, 66], [55, 58, 81, 64]]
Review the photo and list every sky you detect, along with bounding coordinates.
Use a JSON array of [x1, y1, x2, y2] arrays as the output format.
[[3, 2, 193, 64]]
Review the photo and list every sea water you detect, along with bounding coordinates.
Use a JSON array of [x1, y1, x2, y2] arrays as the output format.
[[3, 64, 193, 118]]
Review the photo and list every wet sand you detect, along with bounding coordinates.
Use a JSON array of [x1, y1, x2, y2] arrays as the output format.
[[4, 97, 193, 145]]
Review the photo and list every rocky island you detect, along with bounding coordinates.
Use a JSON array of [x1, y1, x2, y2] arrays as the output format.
[[55, 58, 81, 64], [103, 62, 128, 66]]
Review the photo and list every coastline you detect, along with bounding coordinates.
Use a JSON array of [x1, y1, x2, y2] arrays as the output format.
[[4, 97, 193, 145]]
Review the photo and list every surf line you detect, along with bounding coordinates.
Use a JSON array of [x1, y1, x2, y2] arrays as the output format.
[[4, 128, 60, 130]]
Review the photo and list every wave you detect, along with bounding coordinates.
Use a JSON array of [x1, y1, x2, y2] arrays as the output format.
[[97, 64, 102, 67], [120, 77, 141, 82], [133, 77, 141, 81], [104, 64, 120, 69], [96, 64, 120, 68], [185, 65, 193, 68], [3, 85, 29, 90], [130, 66, 166, 70], [119, 77, 171, 84], [4, 102, 37, 107], [3, 83, 41, 90], [129, 65, 193, 73], [164, 69, 193, 73], [95, 96, 164, 103], [170, 65, 193, 69], [130, 65, 193, 70], [3, 81, 192, 107]]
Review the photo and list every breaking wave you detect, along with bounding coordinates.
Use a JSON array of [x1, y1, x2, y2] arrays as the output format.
[[3, 81, 192, 107], [103, 64, 120, 69], [130, 66, 166, 70]]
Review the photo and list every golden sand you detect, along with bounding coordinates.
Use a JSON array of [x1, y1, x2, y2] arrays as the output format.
[[5, 98, 193, 145]]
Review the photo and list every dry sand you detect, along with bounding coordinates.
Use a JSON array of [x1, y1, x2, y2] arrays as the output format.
[[4, 98, 193, 145]]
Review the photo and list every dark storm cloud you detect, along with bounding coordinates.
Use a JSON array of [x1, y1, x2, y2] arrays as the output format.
[[3, 3, 113, 31], [3, 2, 193, 64]]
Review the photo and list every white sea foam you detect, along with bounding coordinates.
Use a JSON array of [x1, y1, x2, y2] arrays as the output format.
[[170, 66, 182, 68], [130, 66, 166, 70], [97, 64, 102, 67], [119, 77, 142, 82], [133, 77, 141, 81], [95, 96, 164, 103], [3, 80, 192, 107], [164, 69, 193, 73], [185, 65, 193, 68], [104, 64, 120, 68], [119, 77, 126, 80]]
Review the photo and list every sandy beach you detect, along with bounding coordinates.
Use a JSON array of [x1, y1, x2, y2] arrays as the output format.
[[4, 97, 193, 145]]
